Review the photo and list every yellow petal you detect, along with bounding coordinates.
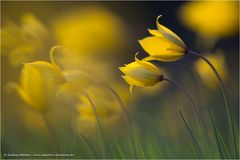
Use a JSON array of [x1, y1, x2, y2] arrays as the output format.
[[143, 52, 184, 62], [134, 52, 160, 74], [21, 61, 64, 109], [139, 36, 184, 56], [122, 75, 145, 87], [122, 62, 160, 83], [148, 29, 164, 37], [156, 15, 186, 48]]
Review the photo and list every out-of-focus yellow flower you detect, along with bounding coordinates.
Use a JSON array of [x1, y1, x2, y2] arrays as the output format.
[[139, 15, 187, 62], [119, 54, 164, 92], [178, 1, 239, 38], [1, 13, 50, 66], [59, 70, 92, 94], [53, 6, 126, 56], [76, 85, 123, 135], [9, 61, 65, 110], [194, 52, 228, 89]]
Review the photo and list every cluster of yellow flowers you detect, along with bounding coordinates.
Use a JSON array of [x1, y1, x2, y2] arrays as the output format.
[[3, 6, 132, 136], [7, 46, 129, 135], [119, 16, 187, 92], [119, 11, 237, 157], [120, 12, 232, 92]]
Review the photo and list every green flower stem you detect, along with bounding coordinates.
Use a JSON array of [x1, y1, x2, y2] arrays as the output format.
[[163, 77, 201, 125], [163, 77, 203, 157], [94, 82, 131, 124], [93, 82, 138, 157], [188, 50, 237, 158], [179, 109, 203, 157], [82, 91, 106, 158]]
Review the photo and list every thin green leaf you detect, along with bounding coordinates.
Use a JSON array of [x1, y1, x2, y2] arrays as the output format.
[[178, 109, 203, 158], [208, 110, 231, 159], [114, 141, 125, 159]]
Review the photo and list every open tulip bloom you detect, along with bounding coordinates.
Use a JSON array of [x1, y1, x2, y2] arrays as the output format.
[[125, 15, 237, 158]]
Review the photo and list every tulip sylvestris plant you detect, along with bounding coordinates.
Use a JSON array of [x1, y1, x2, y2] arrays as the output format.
[[138, 15, 237, 158]]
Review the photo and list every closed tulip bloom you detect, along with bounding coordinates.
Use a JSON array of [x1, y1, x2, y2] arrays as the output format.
[[119, 54, 164, 92], [13, 61, 65, 110], [139, 15, 187, 62]]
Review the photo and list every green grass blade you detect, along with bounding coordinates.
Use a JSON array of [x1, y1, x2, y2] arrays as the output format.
[[78, 131, 97, 158], [208, 110, 231, 159], [178, 109, 203, 158], [114, 141, 125, 159]]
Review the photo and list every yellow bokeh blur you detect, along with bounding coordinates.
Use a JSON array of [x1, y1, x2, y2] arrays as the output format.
[[53, 5, 127, 56], [75, 85, 125, 136], [194, 51, 228, 90], [1, 13, 50, 66], [179, 1, 239, 39]]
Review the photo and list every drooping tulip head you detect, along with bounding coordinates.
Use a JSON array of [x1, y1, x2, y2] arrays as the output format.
[[139, 15, 187, 62], [119, 53, 164, 92]]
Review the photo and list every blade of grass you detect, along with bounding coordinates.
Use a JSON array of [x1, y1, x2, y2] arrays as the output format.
[[208, 110, 231, 159], [137, 143, 146, 159], [114, 141, 125, 159], [178, 109, 203, 158]]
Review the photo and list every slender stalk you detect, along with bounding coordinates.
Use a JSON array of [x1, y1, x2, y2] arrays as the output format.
[[93, 82, 131, 124], [42, 113, 61, 154], [93, 82, 137, 157], [82, 91, 105, 157], [188, 50, 237, 157], [163, 77, 201, 124], [69, 111, 96, 157]]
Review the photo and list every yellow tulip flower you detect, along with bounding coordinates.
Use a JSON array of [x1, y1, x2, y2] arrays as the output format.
[[10, 61, 65, 110], [75, 85, 123, 135], [194, 52, 228, 90], [119, 54, 164, 92], [139, 15, 187, 62]]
